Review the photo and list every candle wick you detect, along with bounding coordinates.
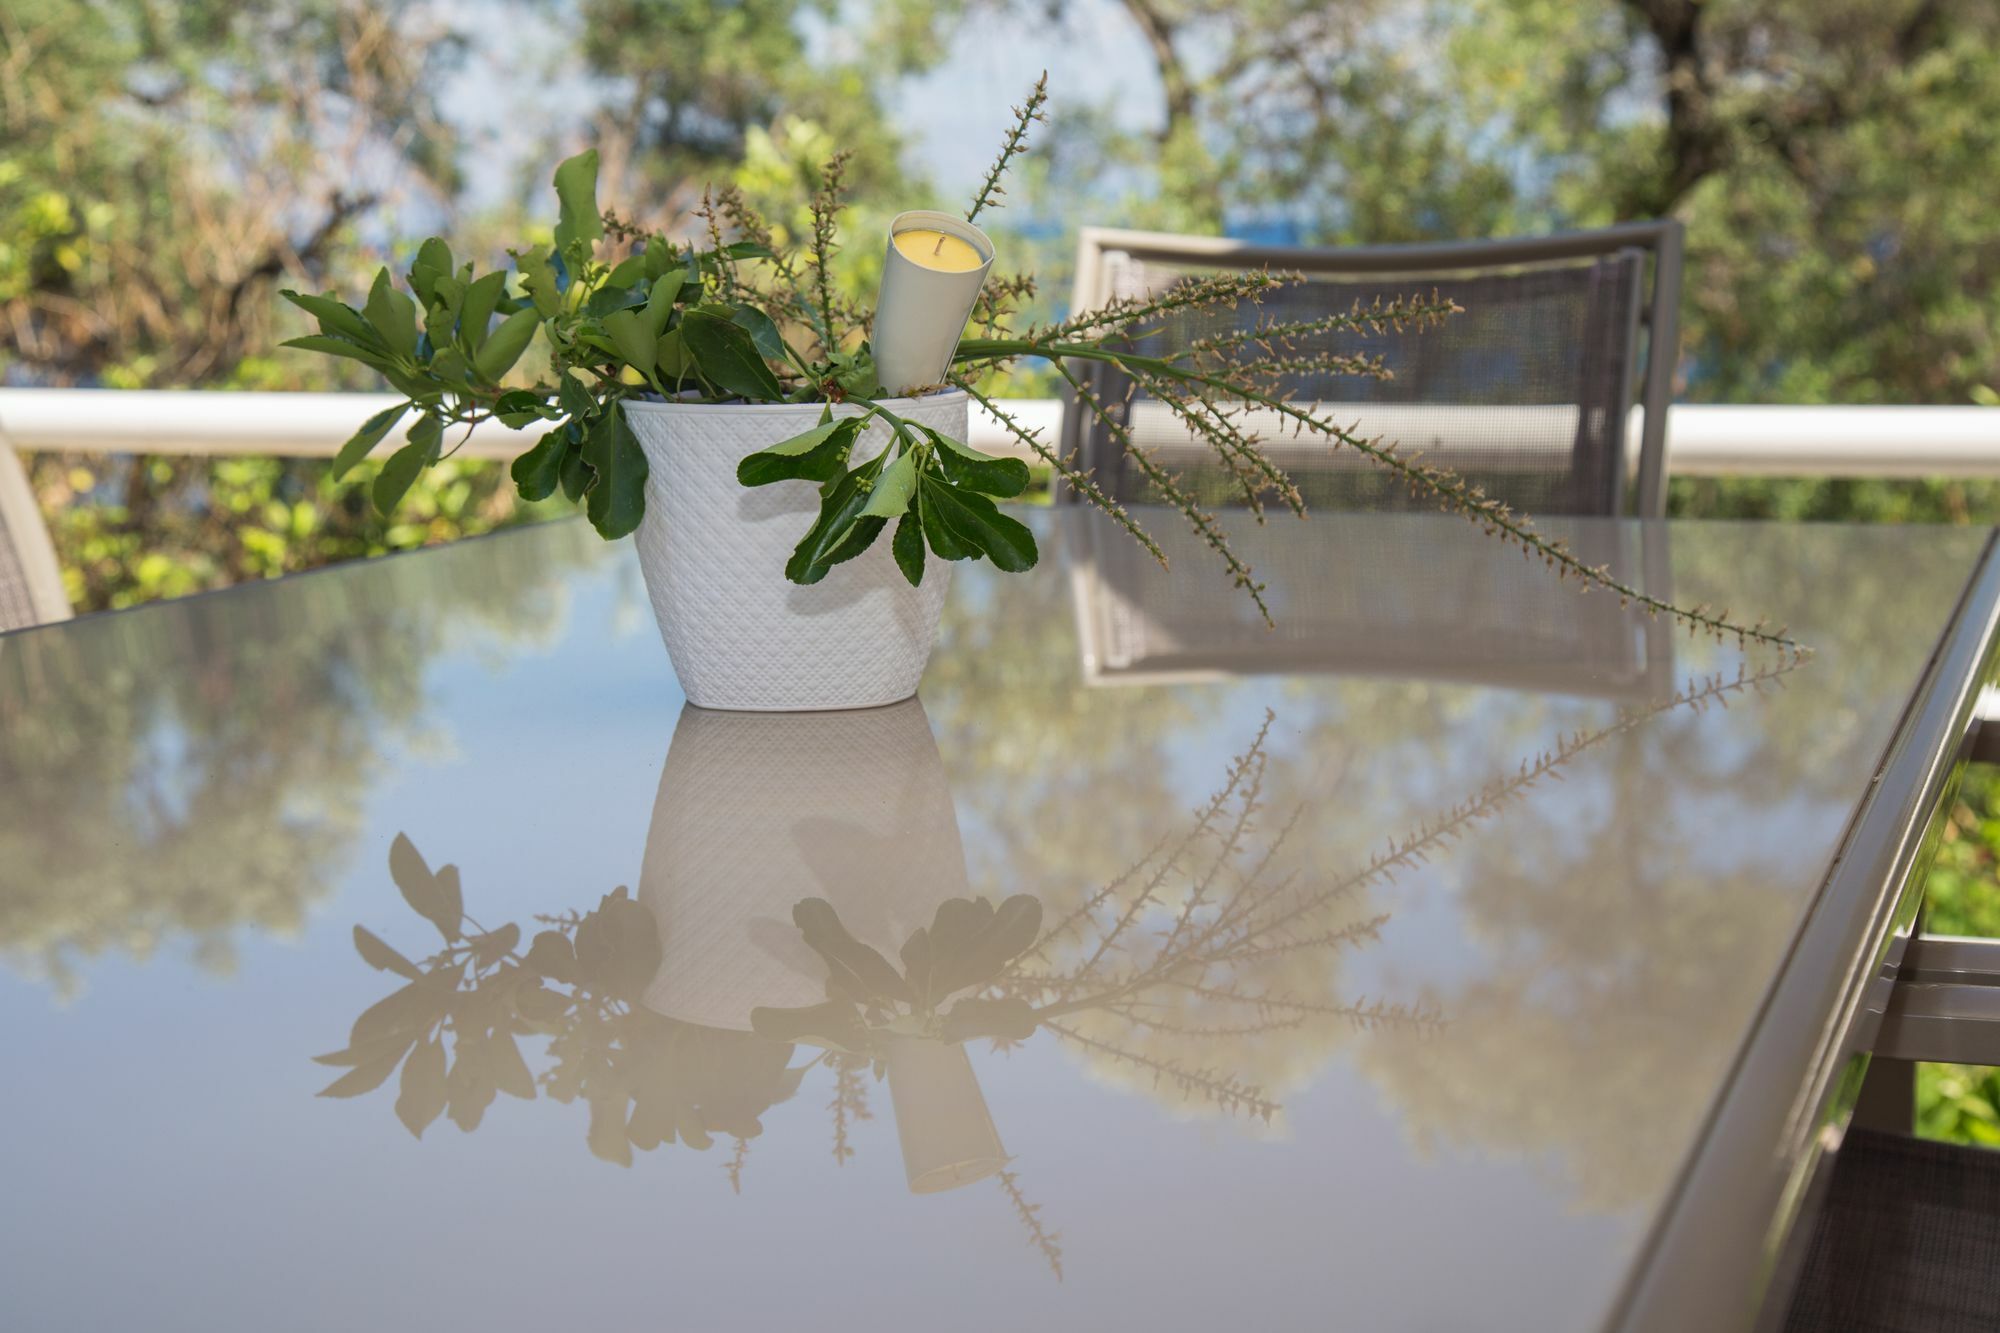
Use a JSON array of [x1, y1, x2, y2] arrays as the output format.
[[933, 233, 946, 256]]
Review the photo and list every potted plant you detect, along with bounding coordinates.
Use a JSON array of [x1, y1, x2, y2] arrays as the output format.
[[285, 78, 1797, 712]]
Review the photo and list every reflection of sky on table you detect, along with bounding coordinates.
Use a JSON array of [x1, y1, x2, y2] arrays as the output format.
[[1, 513, 1986, 1332]]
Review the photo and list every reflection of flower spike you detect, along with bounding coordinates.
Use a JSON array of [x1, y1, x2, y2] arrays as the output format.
[[996, 1167, 1064, 1282], [829, 1052, 872, 1166]]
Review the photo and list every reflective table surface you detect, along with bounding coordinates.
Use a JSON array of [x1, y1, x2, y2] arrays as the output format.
[[1, 511, 1993, 1332]]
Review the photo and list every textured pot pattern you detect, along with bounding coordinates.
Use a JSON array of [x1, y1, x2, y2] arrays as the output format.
[[625, 391, 965, 711], [637, 699, 973, 1029]]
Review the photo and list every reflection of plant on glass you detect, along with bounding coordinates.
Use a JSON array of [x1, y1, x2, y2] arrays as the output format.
[[317, 663, 1798, 1272]]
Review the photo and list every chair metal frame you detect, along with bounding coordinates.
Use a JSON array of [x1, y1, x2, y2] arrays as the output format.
[[1062, 219, 1686, 517], [0, 429, 73, 631]]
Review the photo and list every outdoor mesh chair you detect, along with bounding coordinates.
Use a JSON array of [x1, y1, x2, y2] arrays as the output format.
[[1782, 1129, 2000, 1333], [1059, 221, 1684, 518], [0, 434, 71, 632]]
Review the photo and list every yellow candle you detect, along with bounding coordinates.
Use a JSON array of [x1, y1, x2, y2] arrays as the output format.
[[893, 228, 986, 273]]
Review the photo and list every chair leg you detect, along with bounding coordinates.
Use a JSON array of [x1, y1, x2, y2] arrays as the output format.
[[1852, 1056, 1916, 1135]]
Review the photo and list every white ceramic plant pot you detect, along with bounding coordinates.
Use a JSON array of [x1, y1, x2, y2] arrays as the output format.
[[624, 392, 966, 712]]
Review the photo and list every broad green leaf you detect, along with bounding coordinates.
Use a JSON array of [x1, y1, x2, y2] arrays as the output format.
[[458, 271, 507, 350], [558, 374, 595, 422], [582, 283, 645, 318], [515, 244, 561, 318], [730, 303, 792, 366], [281, 334, 396, 373], [429, 347, 470, 384], [892, 511, 925, 586], [919, 475, 1039, 572], [331, 404, 406, 482], [409, 237, 454, 302], [395, 1037, 448, 1138], [373, 416, 441, 516], [655, 329, 687, 380], [737, 417, 857, 487], [784, 459, 885, 585], [493, 388, 557, 428], [474, 307, 539, 382], [605, 254, 646, 288], [860, 448, 919, 518], [931, 428, 1031, 497], [918, 477, 976, 561], [681, 309, 783, 400], [552, 150, 603, 254], [560, 437, 594, 502], [353, 924, 422, 980], [580, 404, 649, 539], [640, 272, 685, 339], [282, 290, 379, 345], [363, 267, 418, 359], [511, 424, 571, 501], [600, 309, 660, 384]]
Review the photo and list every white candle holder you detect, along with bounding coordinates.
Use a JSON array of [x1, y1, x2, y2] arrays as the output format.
[[872, 210, 994, 397]]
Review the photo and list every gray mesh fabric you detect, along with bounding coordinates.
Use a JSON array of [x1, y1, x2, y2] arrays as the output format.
[[1783, 1129, 2000, 1333], [1077, 252, 1645, 517]]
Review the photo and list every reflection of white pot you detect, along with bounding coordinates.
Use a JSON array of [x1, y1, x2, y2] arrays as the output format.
[[625, 392, 966, 712], [884, 1035, 1010, 1194], [638, 698, 972, 1029]]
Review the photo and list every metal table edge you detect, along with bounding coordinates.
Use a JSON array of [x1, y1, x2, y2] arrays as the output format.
[[1609, 528, 2000, 1333]]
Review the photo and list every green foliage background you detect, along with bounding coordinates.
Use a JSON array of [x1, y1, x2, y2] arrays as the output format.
[[5, 0, 2000, 1140]]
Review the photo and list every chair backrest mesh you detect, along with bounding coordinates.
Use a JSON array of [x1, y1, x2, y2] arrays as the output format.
[[1079, 249, 1646, 517]]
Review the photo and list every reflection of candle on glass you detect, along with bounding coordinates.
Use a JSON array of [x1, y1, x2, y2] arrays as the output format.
[[872, 210, 994, 397], [892, 229, 986, 273]]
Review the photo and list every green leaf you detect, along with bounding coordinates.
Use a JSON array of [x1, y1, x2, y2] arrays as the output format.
[[604, 254, 646, 288], [409, 237, 454, 302], [395, 1037, 448, 1138], [737, 417, 858, 487], [331, 404, 406, 482], [353, 924, 422, 980], [600, 309, 660, 384], [930, 429, 1031, 497], [282, 290, 379, 345], [918, 477, 975, 561], [892, 512, 925, 586], [373, 415, 441, 516], [387, 831, 462, 942], [785, 459, 886, 584], [580, 404, 649, 539], [681, 309, 783, 400], [473, 307, 539, 382], [552, 150, 603, 254], [429, 347, 470, 385], [511, 424, 572, 501], [655, 329, 687, 380], [730, 303, 792, 366], [560, 437, 594, 503], [363, 267, 418, 359], [515, 244, 561, 319], [860, 447, 919, 518], [458, 271, 508, 350], [640, 272, 685, 339], [280, 334, 397, 374], [918, 475, 1039, 572]]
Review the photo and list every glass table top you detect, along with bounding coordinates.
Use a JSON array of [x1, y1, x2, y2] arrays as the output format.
[[0, 510, 1988, 1332]]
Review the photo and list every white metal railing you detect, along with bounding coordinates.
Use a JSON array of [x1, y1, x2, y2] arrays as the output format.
[[1, 389, 1997, 478]]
